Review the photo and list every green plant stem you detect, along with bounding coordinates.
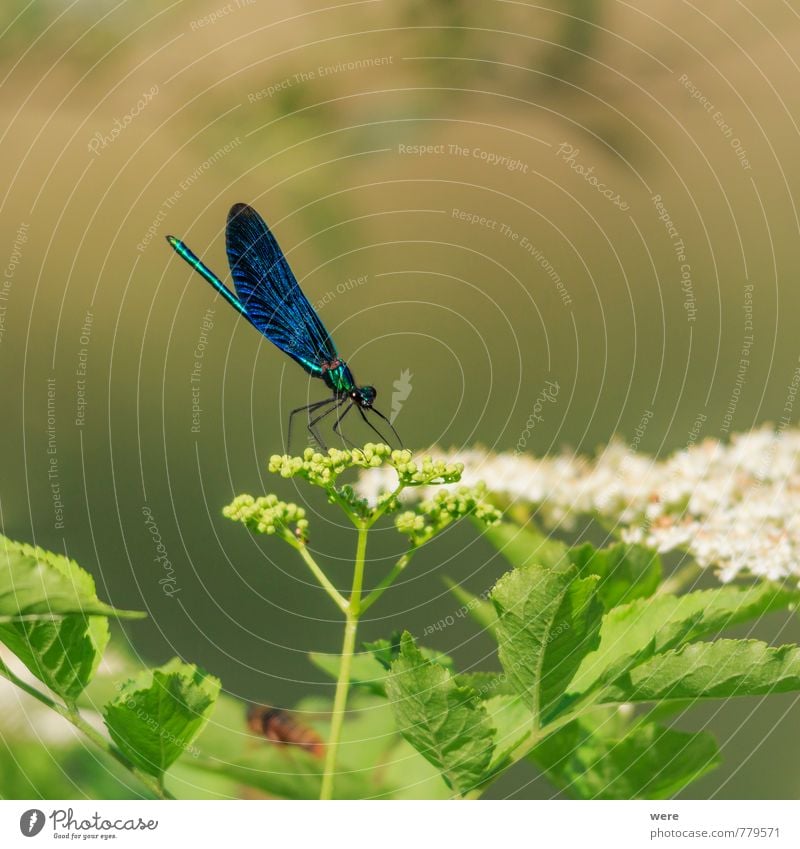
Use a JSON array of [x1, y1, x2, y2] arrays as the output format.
[[360, 552, 413, 613], [329, 490, 360, 525], [320, 524, 368, 800], [366, 484, 404, 528], [319, 613, 357, 800], [291, 539, 349, 613], [350, 525, 368, 617], [0, 660, 173, 800]]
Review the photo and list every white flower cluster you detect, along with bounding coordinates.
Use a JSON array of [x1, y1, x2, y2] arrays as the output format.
[[355, 426, 800, 583]]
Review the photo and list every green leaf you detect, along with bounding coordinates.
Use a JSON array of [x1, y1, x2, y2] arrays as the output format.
[[483, 695, 533, 771], [0, 616, 110, 702], [309, 651, 389, 696], [362, 633, 403, 669], [569, 542, 661, 609], [603, 640, 800, 703], [0, 539, 143, 700], [532, 720, 719, 799], [570, 583, 799, 695], [485, 521, 569, 569], [443, 578, 496, 632], [104, 659, 220, 779], [310, 644, 453, 698], [0, 538, 144, 620], [491, 563, 604, 722], [454, 671, 515, 698], [483, 523, 662, 610], [385, 632, 495, 795]]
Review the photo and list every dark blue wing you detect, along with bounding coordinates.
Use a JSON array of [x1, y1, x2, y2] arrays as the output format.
[[225, 203, 337, 375]]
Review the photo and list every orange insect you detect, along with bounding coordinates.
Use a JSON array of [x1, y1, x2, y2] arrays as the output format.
[[247, 704, 325, 758]]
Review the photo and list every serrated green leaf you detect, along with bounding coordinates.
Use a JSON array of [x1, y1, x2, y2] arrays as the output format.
[[484, 522, 570, 569], [570, 583, 799, 695], [104, 659, 220, 779], [0, 539, 143, 700], [385, 633, 495, 795], [532, 719, 719, 799], [362, 634, 403, 669], [0, 616, 110, 702], [454, 671, 515, 698], [602, 639, 800, 703], [491, 563, 604, 722], [483, 523, 661, 611], [0, 538, 144, 620], [569, 542, 661, 609]]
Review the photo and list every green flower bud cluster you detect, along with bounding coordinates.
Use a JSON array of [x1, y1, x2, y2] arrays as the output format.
[[223, 494, 309, 541], [229, 445, 487, 544], [223, 447, 505, 629], [395, 484, 502, 547], [268, 444, 463, 488], [391, 454, 465, 488], [268, 443, 395, 488]]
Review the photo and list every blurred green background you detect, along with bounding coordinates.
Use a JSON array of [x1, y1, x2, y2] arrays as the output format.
[[1, 0, 799, 798]]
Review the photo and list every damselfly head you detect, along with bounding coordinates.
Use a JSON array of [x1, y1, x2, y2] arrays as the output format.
[[354, 385, 376, 408]]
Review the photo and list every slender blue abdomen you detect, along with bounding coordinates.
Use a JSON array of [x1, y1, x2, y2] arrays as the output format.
[[166, 235, 249, 319]]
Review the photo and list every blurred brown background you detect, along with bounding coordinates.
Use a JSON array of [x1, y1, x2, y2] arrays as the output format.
[[1, 0, 799, 798]]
